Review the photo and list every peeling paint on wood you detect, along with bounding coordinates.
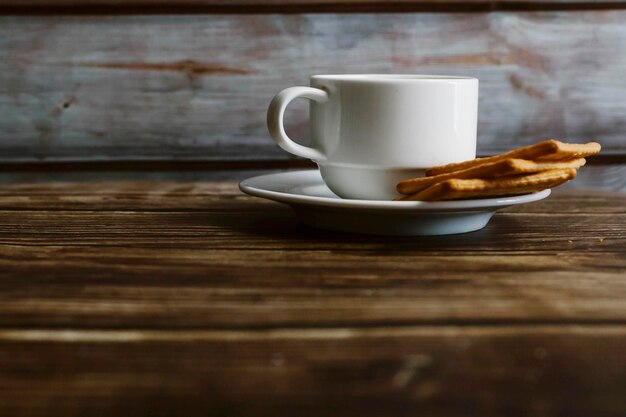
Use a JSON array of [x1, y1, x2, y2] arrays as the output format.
[[508, 73, 547, 100], [77, 60, 251, 76], [0, 13, 625, 162]]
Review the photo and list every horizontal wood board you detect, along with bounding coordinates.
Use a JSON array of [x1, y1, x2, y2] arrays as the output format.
[[0, 181, 625, 415], [3, 0, 626, 13], [1, 12, 625, 162], [0, 163, 624, 191], [1, 326, 626, 416], [0, 182, 624, 329]]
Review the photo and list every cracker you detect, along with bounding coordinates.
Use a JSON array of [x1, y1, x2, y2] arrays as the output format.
[[534, 142, 601, 161], [426, 140, 600, 176], [401, 168, 577, 201], [397, 157, 586, 195]]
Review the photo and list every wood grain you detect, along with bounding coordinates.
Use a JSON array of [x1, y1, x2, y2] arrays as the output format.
[[1, 12, 625, 162], [3, 0, 626, 14], [0, 179, 623, 211], [0, 162, 624, 192], [0, 180, 625, 415], [0, 183, 623, 329], [1, 326, 626, 416]]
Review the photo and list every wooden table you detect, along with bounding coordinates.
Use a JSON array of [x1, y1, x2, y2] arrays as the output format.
[[0, 180, 625, 416]]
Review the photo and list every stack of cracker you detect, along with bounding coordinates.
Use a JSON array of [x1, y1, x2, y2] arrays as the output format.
[[396, 140, 601, 201]]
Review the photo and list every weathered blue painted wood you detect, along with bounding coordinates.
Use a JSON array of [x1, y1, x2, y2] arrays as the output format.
[[0, 12, 625, 162]]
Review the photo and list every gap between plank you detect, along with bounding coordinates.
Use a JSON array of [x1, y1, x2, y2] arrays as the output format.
[[3, 319, 626, 334], [0, 155, 622, 172]]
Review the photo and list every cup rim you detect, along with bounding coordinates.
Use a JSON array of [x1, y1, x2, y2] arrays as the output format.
[[311, 74, 477, 82]]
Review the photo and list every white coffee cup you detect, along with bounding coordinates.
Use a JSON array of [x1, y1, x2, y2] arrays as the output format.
[[267, 74, 478, 200]]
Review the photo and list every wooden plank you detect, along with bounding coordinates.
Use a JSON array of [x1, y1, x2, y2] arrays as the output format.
[[0, 181, 624, 212], [0, 163, 623, 192], [0, 184, 623, 329], [0, 326, 625, 416], [0, 183, 624, 414], [1, 12, 625, 161], [1, 247, 625, 328], [3, 0, 626, 14]]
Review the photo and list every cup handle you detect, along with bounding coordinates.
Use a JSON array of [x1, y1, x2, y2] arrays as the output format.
[[267, 86, 328, 162]]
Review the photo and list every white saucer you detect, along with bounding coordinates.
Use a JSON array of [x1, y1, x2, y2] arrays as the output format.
[[239, 170, 551, 236]]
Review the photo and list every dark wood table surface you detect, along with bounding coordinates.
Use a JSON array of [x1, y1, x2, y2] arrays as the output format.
[[0, 179, 625, 416]]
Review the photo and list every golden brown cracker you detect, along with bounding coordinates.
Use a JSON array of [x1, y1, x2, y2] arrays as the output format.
[[534, 141, 601, 161], [397, 157, 585, 195], [425, 140, 599, 176], [401, 168, 577, 201], [502, 158, 586, 173]]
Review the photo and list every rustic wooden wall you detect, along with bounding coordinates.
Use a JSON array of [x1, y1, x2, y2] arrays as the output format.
[[1, 11, 625, 163]]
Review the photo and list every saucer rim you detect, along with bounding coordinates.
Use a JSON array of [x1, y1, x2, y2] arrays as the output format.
[[239, 170, 551, 211]]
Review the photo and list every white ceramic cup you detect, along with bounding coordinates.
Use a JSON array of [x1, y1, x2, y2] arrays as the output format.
[[267, 74, 478, 200]]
